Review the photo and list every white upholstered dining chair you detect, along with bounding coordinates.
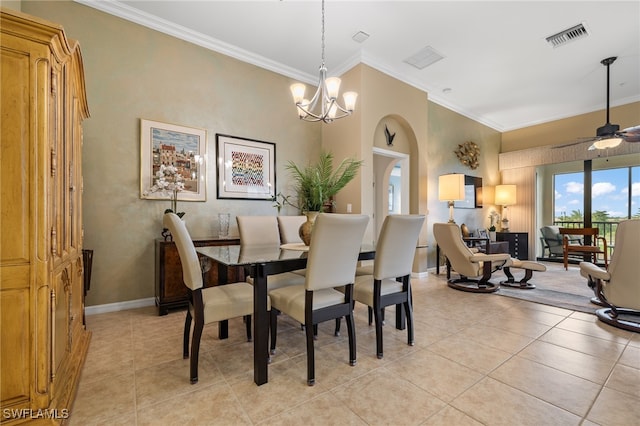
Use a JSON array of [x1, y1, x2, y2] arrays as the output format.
[[352, 214, 424, 359], [268, 213, 369, 385], [236, 215, 305, 289], [163, 213, 259, 384]]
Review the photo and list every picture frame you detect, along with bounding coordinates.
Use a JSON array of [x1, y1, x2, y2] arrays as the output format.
[[454, 175, 482, 209], [216, 134, 276, 200], [140, 119, 206, 202]]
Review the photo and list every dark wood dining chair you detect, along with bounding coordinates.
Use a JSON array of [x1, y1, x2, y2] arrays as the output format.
[[559, 227, 608, 270]]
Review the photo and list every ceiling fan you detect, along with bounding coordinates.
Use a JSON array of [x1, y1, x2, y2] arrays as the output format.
[[585, 56, 640, 150]]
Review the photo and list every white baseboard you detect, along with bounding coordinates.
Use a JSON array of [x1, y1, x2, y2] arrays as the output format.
[[85, 297, 155, 316], [411, 271, 429, 278]]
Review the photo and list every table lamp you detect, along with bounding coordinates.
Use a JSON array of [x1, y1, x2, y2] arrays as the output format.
[[439, 174, 465, 223], [495, 184, 516, 232]]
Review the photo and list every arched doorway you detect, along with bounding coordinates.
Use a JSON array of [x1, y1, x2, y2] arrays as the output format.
[[372, 147, 409, 242]]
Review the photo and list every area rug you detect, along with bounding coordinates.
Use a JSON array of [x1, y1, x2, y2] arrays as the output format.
[[495, 262, 598, 314]]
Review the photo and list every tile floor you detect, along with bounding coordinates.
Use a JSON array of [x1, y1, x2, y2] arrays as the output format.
[[71, 267, 639, 425]]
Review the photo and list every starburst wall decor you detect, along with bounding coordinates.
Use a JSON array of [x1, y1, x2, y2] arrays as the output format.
[[454, 141, 480, 170]]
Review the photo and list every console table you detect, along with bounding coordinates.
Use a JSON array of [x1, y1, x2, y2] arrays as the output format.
[[155, 237, 243, 315], [496, 232, 529, 260]]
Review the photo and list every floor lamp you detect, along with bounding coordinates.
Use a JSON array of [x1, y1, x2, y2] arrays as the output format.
[[495, 184, 516, 232], [439, 174, 465, 223]]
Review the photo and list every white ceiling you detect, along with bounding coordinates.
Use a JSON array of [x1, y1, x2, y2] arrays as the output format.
[[78, 0, 640, 133]]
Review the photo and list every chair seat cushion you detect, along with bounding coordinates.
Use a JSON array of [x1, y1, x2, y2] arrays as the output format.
[[506, 258, 547, 272], [269, 285, 346, 324], [353, 276, 404, 306], [247, 272, 305, 290], [198, 282, 258, 324]]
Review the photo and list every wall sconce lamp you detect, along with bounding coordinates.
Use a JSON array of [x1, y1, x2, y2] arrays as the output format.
[[438, 174, 465, 223], [494, 184, 516, 232]]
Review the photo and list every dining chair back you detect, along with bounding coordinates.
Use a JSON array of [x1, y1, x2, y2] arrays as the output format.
[[268, 213, 369, 385], [236, 215, 281, 245], [580, 219, 640, 332], [353, 214, 424, 358], [277, 215, 306, 244], [163, 213, 256, 384]]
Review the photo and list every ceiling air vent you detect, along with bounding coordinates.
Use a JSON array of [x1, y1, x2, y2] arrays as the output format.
[[546, 23, 589, 48], [403, 46, 444, 70]]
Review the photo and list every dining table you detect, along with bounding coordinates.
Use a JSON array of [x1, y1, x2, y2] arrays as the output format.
[[195, 242, 375, 386]]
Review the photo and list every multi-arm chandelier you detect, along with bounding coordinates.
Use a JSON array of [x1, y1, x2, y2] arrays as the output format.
[[290, 0, 357, 123]]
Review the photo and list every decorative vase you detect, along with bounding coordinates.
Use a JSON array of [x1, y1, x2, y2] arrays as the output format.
[[489, 231, 496, 242], [299, 211, 319, 246]]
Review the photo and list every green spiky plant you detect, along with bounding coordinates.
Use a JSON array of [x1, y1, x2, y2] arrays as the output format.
[[286, 151, 363, 212]]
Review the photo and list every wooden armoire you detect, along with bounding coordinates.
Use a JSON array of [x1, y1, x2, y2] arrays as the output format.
[[1, 8, 90, 423]]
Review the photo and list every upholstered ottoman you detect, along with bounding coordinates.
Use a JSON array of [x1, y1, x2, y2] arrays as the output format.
[[501, 258, 547, 289]]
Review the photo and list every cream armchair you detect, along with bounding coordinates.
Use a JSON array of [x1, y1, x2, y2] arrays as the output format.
[[580, 219, 640, 332], [433, 222, 510, 293]]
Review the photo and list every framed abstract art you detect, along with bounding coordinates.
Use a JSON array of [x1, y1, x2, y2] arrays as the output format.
[[215, 134, 276, 200]]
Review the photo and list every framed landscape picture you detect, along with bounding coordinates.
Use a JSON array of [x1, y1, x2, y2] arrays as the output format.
[[140, 119, 206, 202], [216, 134, 276, 200]]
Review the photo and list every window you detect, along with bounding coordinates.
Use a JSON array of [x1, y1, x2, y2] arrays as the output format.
[[553, 171, 584, 223]]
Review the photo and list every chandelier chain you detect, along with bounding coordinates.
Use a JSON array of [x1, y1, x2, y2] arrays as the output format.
[[321, 0, 325, 66]]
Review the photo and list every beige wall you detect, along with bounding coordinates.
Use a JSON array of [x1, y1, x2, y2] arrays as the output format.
[[426, 103, 502, 266], [22, 1, 320, 306], [502, 102, 640, 152]]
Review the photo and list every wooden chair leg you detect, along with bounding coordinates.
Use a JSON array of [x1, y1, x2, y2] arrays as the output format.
[[245, 314, 252, 342], [305, 321, 316, 386], [346, 312, 357, 366], [334, 318, 341, 336], [183, 310, 192, 359], [190, 316, 204, 384], [373, 305, 384, 359], [270, 309, 278, 355], [404, 299, 414, 346]]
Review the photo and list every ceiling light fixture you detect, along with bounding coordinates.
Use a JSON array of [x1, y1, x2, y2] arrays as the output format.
[[290, 0, 357, 123]]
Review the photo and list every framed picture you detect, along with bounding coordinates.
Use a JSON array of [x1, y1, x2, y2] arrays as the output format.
[[216, 134, 276, 200], [454, 175, 482, 209], [140, 119, 207, 202]]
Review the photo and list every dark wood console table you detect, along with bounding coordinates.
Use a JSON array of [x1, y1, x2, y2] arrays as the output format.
[[155, 236, 243, 315], [496, 232, 529, 260]]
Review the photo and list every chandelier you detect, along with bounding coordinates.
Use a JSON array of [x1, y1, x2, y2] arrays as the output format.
[[290, 0, 357, 123]]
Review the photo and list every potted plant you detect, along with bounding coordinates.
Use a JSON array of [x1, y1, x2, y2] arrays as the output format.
[[285, 151, 363, 244]]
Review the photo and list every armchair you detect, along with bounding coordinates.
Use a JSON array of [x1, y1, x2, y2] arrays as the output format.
[[580, 220, 640, 332], [433, 223, 510, 293], [559, 227, 608, 270]]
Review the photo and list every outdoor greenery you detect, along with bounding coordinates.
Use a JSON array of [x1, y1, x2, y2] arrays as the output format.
[[285, 151, 363, 212]]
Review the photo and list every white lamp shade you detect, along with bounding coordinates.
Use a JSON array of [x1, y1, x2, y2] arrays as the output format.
[[495, 184, 516, 206], [290, 83, 306, 104], [325, 77, 341, 99], [343, 91, 358, 111], [438, 174, 465, 201]]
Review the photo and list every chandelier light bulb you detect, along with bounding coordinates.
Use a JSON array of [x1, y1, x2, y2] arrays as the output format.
[[343, 91, 358, 111], [325, 77, 341, 99], [290, 83, 306, 104]]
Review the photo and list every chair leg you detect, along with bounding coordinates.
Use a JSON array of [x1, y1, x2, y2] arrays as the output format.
[[305, 321, 316, 386], [313, 324, 318, 340], [346, 312, 357, 366], [368, 306, 373, 325], [190, 316, 204, 384], [373, 305, 384, 359], [404, 299, 414, 346], [183, 310, 192, 359], [334, 318, 341, 336], [245, 314, 252, 342], [270, 309, 278, 355]]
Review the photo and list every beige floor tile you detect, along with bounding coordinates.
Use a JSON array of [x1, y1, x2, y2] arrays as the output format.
[[518, 340, 616, 384], [556, 317, 633, 343], [456, 324, 535, 354], [496, 304, 567, 327], [422, 405, 484, 426], [539, 327, 626, 361], [618, 344, 640, 369], [586, 386, 640, 425], [427, 335, 513, 375], [257, 391, 367, 425], [69, 373, 136, 424], [135, 352, 225, 408], [384, 349, 483, 402], [137, 381, 252, 425], [332, 369, 446, 425], [489, 355, 601, 416], [485, 313, 553, 339], [452, 377, 581, 425], [605, 364, 640, 398]]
